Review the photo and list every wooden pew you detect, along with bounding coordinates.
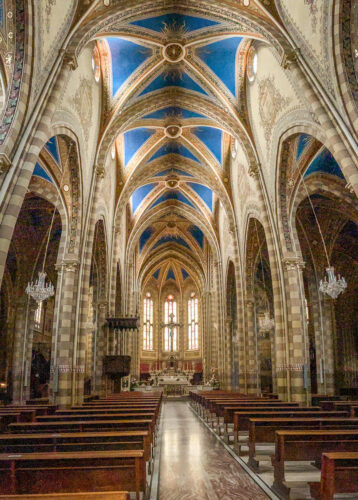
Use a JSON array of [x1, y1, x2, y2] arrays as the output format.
[[246, 417, 358, 470], [0, 409, 36, 422], [2, 405, 57, 415], [271, 429, 358, 498], [311, 394, 341, 406], [0, 412, 22, 431], [210, 401, 302, 426], [35, 412, 155, 423], [233, 410, 349, 442], [0, 450, 146, 500], [8, 419, 154, 435], [309, 452, 358, 500], [0, 493, 130, 500], [0, 430, 151, 459], [215, 404, 319, 432]]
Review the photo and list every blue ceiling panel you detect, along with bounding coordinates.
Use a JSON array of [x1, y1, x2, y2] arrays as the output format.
[[139, 70, 208, 97], [188, 182, 213, 211], [131, 14, 219, 33], [124, 128, 155, 167], [189, 225, 204, 247], [166, 268, 176, 280], [107, 37, 152, 96], [152, 235, 190, 250], [33, 163, 54, 184], [45, 136, 61, 166], [139, 227, 154, 251], [296, 134, 312, 161], [148, 142, 200, 164], [154, 168, 194, 177], [304, 148, 345, 180], [143, 106, 206, 120], [150, 190, 196, 209], [196, 37, 243, 95], [153, 268, 160, 279], [193, 126, 222, 163], [181, 268, 189, 280], [131, 183, 157, 213]]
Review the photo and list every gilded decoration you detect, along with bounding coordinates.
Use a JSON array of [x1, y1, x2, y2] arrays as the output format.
[[72, 76, 93, 142], [258, 75, 290, 144]]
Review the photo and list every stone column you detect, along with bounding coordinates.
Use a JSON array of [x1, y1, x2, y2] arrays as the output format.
[[93, 301, 108, 398], [281, 257, 310, 403], [12, 297, 36, 403], [49, 259, 79, 407], [245, 298, 259, 394]]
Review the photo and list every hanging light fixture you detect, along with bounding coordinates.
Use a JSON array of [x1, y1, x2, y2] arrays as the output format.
[[300, 174, 347, 299], [26, 271, 54, 304], [26, 141, 74, 304], [26, 197, 57, 304]]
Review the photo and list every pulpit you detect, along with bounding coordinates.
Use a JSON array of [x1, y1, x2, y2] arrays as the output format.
[[103, 355, 131, 393]]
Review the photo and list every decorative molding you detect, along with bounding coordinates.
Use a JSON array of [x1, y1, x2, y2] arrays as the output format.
[[95, 165, 106, 179], [258, 75, 290, 145], [282, 256, 305, 271], [0, 154, 12, 175], [281, 48, 301, 70], [60, 49, 78, 71]]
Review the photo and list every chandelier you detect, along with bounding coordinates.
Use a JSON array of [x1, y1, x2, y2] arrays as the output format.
[[26, 272, 55, 304], [300, 174, 347, 299], [25, 144, 74, 304], [259, 311, 275, 333], [319, 266, 347, 299]]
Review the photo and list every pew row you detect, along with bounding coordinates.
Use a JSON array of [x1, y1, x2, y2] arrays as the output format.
[[0, 449, 146, 500], [309, 452, 358, 500], [271, 429, 358, 498]]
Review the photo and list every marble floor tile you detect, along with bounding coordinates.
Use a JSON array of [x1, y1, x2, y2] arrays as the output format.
[[159, 401, 269, 499]]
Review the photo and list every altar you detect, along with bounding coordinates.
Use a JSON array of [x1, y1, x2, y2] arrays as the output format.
[[157, 375, 190, 386], [150, 369, 193, 396]]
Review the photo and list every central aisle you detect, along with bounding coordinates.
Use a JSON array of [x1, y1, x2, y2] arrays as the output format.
[[158, 401, 268, 500]]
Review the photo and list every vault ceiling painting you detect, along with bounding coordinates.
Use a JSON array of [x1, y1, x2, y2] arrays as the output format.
[[98, 9, 259, 288]]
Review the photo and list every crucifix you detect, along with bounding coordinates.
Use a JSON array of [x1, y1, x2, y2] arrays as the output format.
[[161, 312, 183, 352]]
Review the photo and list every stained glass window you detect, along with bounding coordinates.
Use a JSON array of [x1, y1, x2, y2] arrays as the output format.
[[143, 292, 153, 350], [188, 293, 199, 350], [164, 294, 177, 351], [34, 302, 43, 330]]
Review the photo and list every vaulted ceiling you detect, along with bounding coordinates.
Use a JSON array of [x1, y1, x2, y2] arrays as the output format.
[[94, 7, 269, 289]]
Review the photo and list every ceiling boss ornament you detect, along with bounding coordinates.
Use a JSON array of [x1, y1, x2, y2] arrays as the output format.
[[163, 43, 186, 63]]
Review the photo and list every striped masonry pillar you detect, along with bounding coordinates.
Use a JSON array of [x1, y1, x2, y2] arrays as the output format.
[[49, 259, 80, 407], [94, 301, 108, 398], [245, 298, 259, 394], [281, 257, 309, 403], [12, 297, 36, 403]]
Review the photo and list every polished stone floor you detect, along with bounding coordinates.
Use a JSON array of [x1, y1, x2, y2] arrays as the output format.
[[158, 400, 268, 500]]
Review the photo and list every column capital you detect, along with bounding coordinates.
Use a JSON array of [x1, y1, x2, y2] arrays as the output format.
[[282, 256, 305, 271], [0, 154, 11, 175], [248, 161, 260, 178], [60, 49, 78, 71], [95, 164, 106, 179], [281, 48, 301, 70], [56, 258, 80, 273]]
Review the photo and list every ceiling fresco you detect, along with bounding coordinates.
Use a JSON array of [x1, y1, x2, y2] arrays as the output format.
[[98, 8, 264, 287]]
